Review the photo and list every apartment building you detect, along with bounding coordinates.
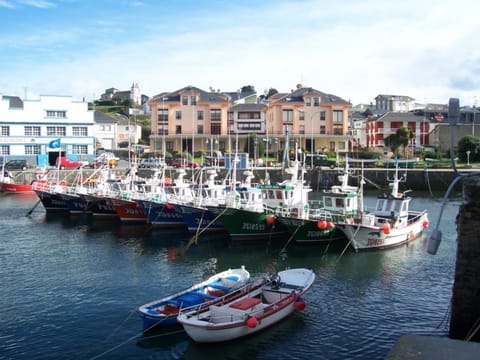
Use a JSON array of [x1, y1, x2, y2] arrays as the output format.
[[148, 84, 352, 158]]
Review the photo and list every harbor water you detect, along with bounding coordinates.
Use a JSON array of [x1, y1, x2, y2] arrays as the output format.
[[0, 190, 459, 359]]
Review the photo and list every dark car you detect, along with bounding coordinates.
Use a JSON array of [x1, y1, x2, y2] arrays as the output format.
[[4, 159, 29, 171], [169, 158, 199, 168]]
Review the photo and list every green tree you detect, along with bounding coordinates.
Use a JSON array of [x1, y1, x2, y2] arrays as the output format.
[[384, 127, 415, 156], [458, 135, 480, 162]]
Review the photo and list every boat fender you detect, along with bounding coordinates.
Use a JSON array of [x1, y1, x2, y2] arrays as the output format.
[[382, 223, 391, 235], [295, 298, 306, 311], [246, 316, 258, 328], [266, 214, 275, 225], [423, 219, 429, 228]]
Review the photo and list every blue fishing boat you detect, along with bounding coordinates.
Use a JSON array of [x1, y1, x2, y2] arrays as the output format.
[[137, 266, 250, 332]]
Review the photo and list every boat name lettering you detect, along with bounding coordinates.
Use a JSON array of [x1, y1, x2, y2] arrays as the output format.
[[367, 238, 385, 246], [307, 230, 328, 237], [125, 208, 143, 215], [241, 223, 266, 231]]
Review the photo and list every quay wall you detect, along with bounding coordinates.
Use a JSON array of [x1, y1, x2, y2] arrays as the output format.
[[12, 167, 476, 193]]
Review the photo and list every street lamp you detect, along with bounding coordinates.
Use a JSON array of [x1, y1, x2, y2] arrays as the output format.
[[467, 150, 471, 167]]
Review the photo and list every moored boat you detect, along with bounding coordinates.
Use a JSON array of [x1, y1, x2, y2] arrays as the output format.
[[137, 266, 250, 332], [177, 268, 315, 343], [336, 166, 429, 251]]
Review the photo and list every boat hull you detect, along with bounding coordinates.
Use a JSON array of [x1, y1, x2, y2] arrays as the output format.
[[33, 189, 69, 213], [108, 198, 147, 223], [275, 216, 347, 244], [1, 182, 33, 193], [137, 200, 186, 228], [338, 211, 428, 251], [206, 206, 288, 241], [174, 203, 226, 233]]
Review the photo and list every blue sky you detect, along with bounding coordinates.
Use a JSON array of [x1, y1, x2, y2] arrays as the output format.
[[0, 0, 478, 106]]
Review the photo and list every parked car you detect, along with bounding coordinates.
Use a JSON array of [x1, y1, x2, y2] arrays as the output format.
[[90, 152, 119, 168], [169, 158, 199, 168], [303, 154, 338, 169], [56, 157, 88, 170], [3, 159, 29, 171], [138, 157, 164, 169]]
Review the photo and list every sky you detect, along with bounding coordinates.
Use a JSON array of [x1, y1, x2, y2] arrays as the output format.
[[0, 0, 479, 107]]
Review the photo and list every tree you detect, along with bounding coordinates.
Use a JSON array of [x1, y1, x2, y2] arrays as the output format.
[[265, 88, 278, 98], [458, 135, 480, 162], [384, 127, 415, 156], [243, 133, 265, 160], [240, 85, 255, 93]]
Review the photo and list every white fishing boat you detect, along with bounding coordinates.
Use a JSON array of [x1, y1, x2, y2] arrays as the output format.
[[177, 268, 315, 343], [336, 165, 429, 251]]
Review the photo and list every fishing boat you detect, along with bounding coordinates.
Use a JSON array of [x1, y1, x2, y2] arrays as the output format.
[[1, 169, 48, 194], [177, 268, 315, 343], [205, 170, 289, 241], [273, 159, 361, 244], [137, 266, 250, 332], [336, 165, 429, 251]]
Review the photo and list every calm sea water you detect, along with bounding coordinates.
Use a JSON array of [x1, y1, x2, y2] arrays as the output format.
[[0, 190, 460, 360]]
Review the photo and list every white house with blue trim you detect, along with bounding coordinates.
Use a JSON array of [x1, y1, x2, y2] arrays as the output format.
[[0, 94, 95, 167]]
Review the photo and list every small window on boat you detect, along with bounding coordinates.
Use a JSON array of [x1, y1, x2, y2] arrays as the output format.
[[324, 197, 332, 208]]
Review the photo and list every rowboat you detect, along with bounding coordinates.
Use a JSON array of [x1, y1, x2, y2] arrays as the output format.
[[177, 268, 315, 343], [137, 266, 250, 332]]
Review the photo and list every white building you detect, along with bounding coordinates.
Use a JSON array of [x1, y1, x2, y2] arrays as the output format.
[[0, 94, 95, 167]]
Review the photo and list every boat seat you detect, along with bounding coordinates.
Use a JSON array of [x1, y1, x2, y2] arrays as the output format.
[[208, 284, 230, 292]]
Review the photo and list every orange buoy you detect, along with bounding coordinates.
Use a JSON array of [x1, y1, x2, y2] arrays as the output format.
[[326, 221, 334, 229], [423, 219, 429, 228], [382, 223, 391, 235], [246, 316, 258, 328], [266, 214, 275, 225], [317, 220, 327, 230], [295, 299, 306, 311], [165, 203, 173, 210]]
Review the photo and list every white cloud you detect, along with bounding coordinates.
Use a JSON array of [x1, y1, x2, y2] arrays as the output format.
[[1, 0, 479, 107]]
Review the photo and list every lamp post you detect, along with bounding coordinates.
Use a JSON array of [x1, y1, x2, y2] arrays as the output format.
[[467, 150, 471, 167]]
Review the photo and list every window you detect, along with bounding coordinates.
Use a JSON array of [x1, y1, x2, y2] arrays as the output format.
[[238, 112, 261, 119], [211, 124, 221, 135], [329, 141, 335, 151], [0, 145, 10, 155], [197, 110, 204, 120], [176, 125, 182, 134], [72, 145, 88, 154], [313, 97, 320, 106], [197, 125, 203, 134], [73, 127, 88, 136], [46, 110, 67, 118], [157, 124, 168, 135], [305, 98, 311, 107], [157, 109, 168, 121], [299, 110, 305, 121], [333, 124, 343, 135], [237, 122, 261, 131], [333, 110, 343, 122], [25, 145, 41, 154], [299, 125, 305, 134], [166, 141, 174, 151], [190, 96, 197, 106], [210, 109, 221, 121], [228, 112, 234, 121], [283, 110, 293, 123], [175, 110, 182, 120], [24, 126, 41, 136], [320, 111, 326, 121], [339, 141, 346, 150], [0, 126, 9, 136], [99, 124, 112, 131], [320, 125, 326, 134], [46, 126, 66, 136], [182, 96, 188, 105]]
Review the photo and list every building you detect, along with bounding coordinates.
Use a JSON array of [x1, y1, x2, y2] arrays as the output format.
[[100, 83, 148, 107], [148, 84, 352, 160], [93, 110, 118, 150], [0, 94, 95, 167], [374, 94, 417, 112]]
